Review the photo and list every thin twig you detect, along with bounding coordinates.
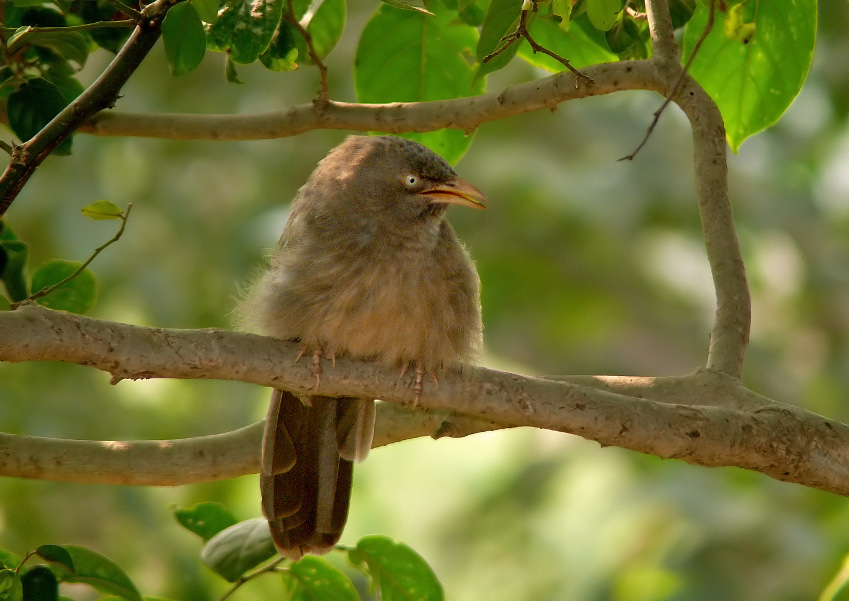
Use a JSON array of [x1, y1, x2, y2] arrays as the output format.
[[482, 7, 591, 84], [1, 21, 135, 36], [285, 0, 330, 103], [217, 557, 287, 601], [620, 0, 715, 161], [11, 204, 132, 309], [104, 0, 144, 21]]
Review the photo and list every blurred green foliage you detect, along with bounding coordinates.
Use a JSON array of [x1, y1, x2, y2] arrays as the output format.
[[2, 0, 849, 600]]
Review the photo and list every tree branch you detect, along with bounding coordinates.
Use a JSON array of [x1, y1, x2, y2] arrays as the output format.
[[77, 61, 660, 141], [0, 306, 845, 495], [0, 0, 178, 218]]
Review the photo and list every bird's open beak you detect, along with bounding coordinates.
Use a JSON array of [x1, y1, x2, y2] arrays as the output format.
[[418, 176, 487, 209]]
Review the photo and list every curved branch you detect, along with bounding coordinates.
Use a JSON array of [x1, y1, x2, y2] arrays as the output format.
[[0, 306, 845, 495]]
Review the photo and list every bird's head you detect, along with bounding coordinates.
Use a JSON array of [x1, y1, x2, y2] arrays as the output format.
[[315, 135, 487, 225]]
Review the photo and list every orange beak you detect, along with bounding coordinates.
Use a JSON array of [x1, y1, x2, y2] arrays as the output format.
[[417, 176, 487, 209]]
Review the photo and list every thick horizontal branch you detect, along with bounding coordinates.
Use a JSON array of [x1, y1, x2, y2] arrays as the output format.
[[78, 62, 662, 141], [1, 305, 847, 496]]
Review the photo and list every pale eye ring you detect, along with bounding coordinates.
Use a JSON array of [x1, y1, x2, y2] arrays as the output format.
[[404, 174, 419, 188]]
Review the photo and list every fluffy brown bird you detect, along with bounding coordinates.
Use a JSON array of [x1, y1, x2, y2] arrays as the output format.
[[236, 135, 486, 560]]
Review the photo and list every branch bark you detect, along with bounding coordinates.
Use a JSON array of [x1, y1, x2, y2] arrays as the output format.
[[1, 306, 847, 496]]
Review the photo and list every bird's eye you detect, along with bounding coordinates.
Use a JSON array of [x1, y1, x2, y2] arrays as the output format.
[[404, 174, 419, 188]]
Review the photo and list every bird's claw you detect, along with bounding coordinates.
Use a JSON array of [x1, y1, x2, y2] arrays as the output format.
[[399, 362, 438, 407], [295, 345, 332, 391]]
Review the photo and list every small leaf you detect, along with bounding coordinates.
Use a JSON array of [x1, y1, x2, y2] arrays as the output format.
[[348, 535, 444, 601], [0, 240, 30, 302], [225, 56, 246, 83], [38, 545, 140, 601], [258, 21, 300, 71], [201, 519, 277, 582], [206, 0, 242, 52], [20, 566, 57, 601], [174, 502, 239, 541], [280, 557, 358, 601], [162, 2, 207, 76], [0, 569, 23, 601], [7, 77, 72, 155], [586, 0, 622, 31], [31, 260, 97, 314], [81, 200, 123, 221], [379, 0, 434, 15], [190, 0, 219, 24], [669, 0, 696, 29], [604, 12, 640, 53]]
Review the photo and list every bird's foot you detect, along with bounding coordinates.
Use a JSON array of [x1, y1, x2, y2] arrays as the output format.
[[398, 362, 439, 406], [295, 345, 335, 391]]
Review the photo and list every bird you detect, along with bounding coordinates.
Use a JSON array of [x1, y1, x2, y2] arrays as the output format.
[[235, 134, 486, 560]]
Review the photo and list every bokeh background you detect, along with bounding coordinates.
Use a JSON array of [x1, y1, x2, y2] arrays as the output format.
[[3, 0, 849, 599]]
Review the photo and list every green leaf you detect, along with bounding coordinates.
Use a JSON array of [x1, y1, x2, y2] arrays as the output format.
[[206, 0, 243, 51], [518, 14, 617, 71], [174, 502, 239, 541], [31, 260, 97, 314], [682, 0, 816, 151], [380, 0, 434, 15], [162, 2, 207, 76], [190, 0, 219, 24], [37, 545, 140, 601], [200, 519, 277, 582], [0, 570, 23, 601], [348, 535, 443, 601], [355, 3, 483, 163], [0, 549, 22, 571], [280, 557, 359, 601], [7, 28, 89, 67], [552, 0, 573, 27], [7, 77, 72, 155], [231, 0, 286, 64], [81, 200, 123, 221], [0, 240, 30, 302], [604, 12, 641, 53], [225, 56, 246, 83], [302, 0, 346, 61], [35, 547, 74, 574], [669, 0, 696, 29], [457, 0, 486, 26], [258, 21, 300, 71], [586, 0, 622, 31], [21, 566, 57, 601], [475, 0, 522, 81]]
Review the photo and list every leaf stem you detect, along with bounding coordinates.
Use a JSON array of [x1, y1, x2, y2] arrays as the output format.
[[10, 204, 132, 309]]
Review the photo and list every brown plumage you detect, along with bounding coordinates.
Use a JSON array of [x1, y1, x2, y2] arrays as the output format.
[[236, 135, 486, 560]]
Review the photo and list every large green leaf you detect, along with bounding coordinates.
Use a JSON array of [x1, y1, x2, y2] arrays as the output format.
[[348, 535, 443, 601], [162, 2, 207, 76], [280, 557, 359, 601], [207, 0, 284, 63], [303, 0, 346, 61], [355, 2, 483, 163], [682, 0, 816, 152], [37, 545, 141, 601]]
